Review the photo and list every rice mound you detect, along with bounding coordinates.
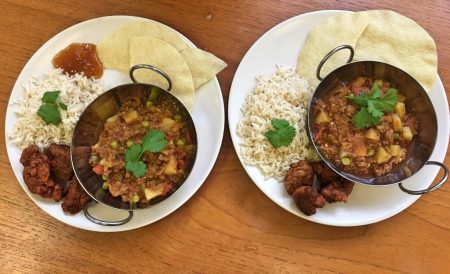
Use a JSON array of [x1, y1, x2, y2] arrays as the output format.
[[9, 69, 104, 149], [237, 66, 319, 180]]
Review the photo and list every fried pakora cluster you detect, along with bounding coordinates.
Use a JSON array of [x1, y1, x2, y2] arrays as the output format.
[[62, 177, 92, 214], [20, 144, 91, 214], [284, 160, 354, 216]]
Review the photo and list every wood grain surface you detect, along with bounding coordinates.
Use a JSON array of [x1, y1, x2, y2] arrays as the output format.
[[1, 0, 449, 273]]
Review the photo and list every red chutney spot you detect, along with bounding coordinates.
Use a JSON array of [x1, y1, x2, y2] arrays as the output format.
[[52, 43, 103, 79]]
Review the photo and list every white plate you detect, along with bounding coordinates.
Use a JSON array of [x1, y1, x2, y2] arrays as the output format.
[[228, 10, 450, 226], [5, 16, 225, 232]]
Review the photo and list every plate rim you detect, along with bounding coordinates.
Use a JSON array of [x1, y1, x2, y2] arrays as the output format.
[[228, 9, 450, 226], [5, 15, 225, 232]]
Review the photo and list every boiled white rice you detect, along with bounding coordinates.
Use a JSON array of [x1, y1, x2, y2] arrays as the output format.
[[9, 69, 105, 149], [237, 65, 319, 180]]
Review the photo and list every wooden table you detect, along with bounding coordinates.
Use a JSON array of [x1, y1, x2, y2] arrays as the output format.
[[1, 1, 449, 273]]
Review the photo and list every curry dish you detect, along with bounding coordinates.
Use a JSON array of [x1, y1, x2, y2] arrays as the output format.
[[313, 77, 419, 177], [90, 89, 196, 207]]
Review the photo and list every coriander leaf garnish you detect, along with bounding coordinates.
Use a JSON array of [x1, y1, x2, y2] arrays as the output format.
[[352, 107, 381, 128], [37, 104, 62, 125], [125, 144, 142, 162], [368, 88, 398, 115], [125, 161, 147, 177], [58, 102, 68, 110], [37, 90, 67, 125], [347, 84, 398, 129], [142, 129, 167, 153], [124, 129, 167, 177], [264, 118, 296, 148], [41, 90, 60, 103]]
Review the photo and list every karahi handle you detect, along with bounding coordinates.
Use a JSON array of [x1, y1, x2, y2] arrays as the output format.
[[129, 64, 173, 91], [83, 202, 134, 226], [399, 161, 449, 195], [316, 45, 354, 81]]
